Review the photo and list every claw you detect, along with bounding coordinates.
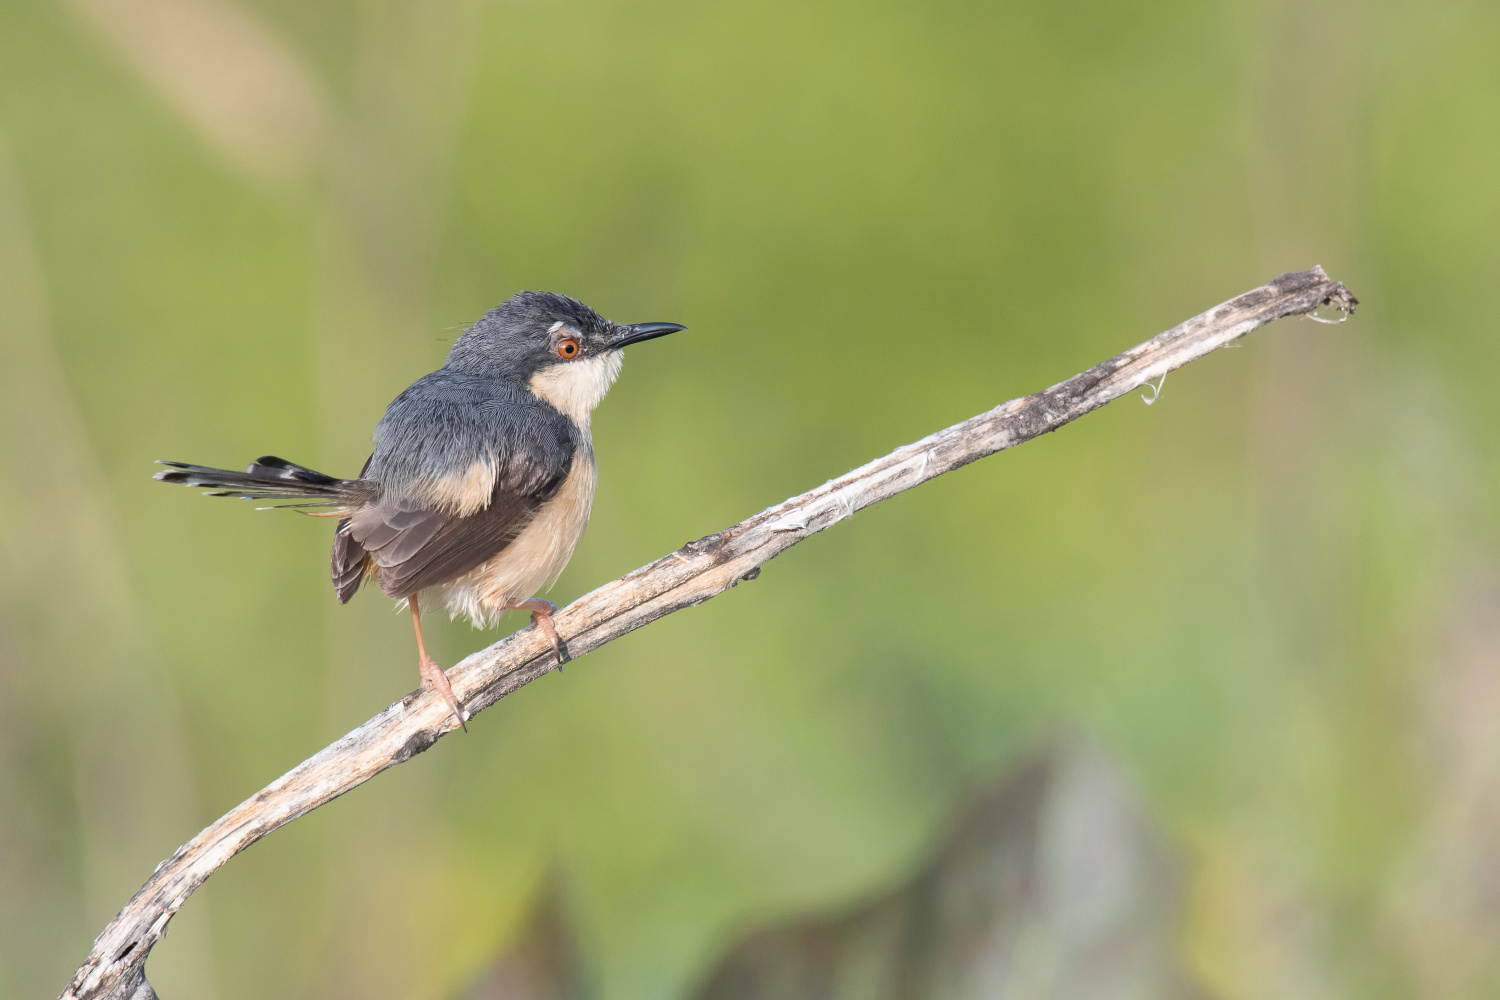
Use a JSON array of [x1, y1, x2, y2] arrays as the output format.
[[530, 610, 569, 669], [419, 656, 468, 731], [510, 598, 569, 670]]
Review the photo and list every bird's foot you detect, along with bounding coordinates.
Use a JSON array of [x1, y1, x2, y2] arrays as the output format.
[[516, 599, 570, 669], [418, 655, 468, 731]]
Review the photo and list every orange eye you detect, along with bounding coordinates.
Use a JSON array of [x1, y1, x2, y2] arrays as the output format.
[[556, 338, 580, 359]]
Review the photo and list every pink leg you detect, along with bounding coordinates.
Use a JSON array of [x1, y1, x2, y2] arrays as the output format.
[[503, 598, 570, 668], [410, 594, 467, 731]]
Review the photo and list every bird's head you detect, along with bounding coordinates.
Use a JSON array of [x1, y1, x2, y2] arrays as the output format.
[[446, 290, 685, 426]]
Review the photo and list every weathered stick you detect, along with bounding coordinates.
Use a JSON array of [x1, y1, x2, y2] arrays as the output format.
[[62, 267, 1356, 1000]]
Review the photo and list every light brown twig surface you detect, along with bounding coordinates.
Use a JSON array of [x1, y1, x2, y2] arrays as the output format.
[[62, 267, 1356, 1000]]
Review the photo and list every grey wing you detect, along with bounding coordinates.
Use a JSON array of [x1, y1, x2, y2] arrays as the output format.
[[330, 382, 578, 603]]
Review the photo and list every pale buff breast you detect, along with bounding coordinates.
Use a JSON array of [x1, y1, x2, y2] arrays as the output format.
[[427, 444, 597, 627]]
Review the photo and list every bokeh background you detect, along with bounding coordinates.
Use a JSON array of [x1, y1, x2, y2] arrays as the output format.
[[2, 0, 1499, 997]]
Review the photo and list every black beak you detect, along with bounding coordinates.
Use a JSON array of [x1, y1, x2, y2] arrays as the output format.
[[610, 322, 687, 349]]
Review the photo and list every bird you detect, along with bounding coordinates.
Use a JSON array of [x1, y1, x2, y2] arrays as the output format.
[[155, 291, 685, 730]]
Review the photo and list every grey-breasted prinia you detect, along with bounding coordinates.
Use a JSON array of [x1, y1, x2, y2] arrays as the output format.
[[156, 291, 686, 729]]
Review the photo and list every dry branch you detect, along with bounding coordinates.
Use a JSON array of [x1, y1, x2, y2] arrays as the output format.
[[62, 267, 1356, 1000]]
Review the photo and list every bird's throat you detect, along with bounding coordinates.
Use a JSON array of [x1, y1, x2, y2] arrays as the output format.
[[527, 351, 624, 428]]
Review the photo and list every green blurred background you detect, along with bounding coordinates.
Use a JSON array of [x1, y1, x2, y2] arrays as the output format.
[[2, 0, 1498, 996]]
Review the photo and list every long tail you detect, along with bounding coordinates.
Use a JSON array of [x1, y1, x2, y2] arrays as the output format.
[[154, 455, 364, 509]]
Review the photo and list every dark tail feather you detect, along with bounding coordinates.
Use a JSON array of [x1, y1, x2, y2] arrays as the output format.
[[154, 455, 360, 506]]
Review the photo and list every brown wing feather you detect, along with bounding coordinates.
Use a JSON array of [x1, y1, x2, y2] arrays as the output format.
[[348, 484, 546, 600], [332, 523, 367, 603], [332, 455, 375, 604]]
